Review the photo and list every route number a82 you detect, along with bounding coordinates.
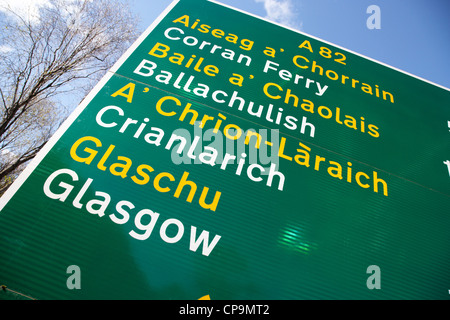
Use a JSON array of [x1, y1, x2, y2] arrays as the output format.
[[298, 40, 347, 65]]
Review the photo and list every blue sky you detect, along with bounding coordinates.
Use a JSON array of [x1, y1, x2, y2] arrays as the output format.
[[130, 0, 450, 89]]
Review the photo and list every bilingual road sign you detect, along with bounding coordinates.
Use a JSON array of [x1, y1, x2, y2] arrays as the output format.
[[1, 0, 449, 300]]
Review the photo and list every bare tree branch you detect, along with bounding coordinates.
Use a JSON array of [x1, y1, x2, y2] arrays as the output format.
[[0, 0, 140, 193]]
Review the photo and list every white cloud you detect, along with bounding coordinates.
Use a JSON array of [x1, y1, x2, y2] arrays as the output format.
[[0, 0, 52, 23], [254, 0, 302, 30], [0, 45, 13, 53], [0, 0, 94, 27]]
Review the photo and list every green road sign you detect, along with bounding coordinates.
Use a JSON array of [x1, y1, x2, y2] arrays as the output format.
[[1, 0, 449, 300]]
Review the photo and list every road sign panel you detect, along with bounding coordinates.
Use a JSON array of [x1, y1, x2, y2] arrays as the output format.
[[1, 0, 449, 300]]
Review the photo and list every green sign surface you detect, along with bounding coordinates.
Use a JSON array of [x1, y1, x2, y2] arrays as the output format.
[[1, 0, 449, 300]]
